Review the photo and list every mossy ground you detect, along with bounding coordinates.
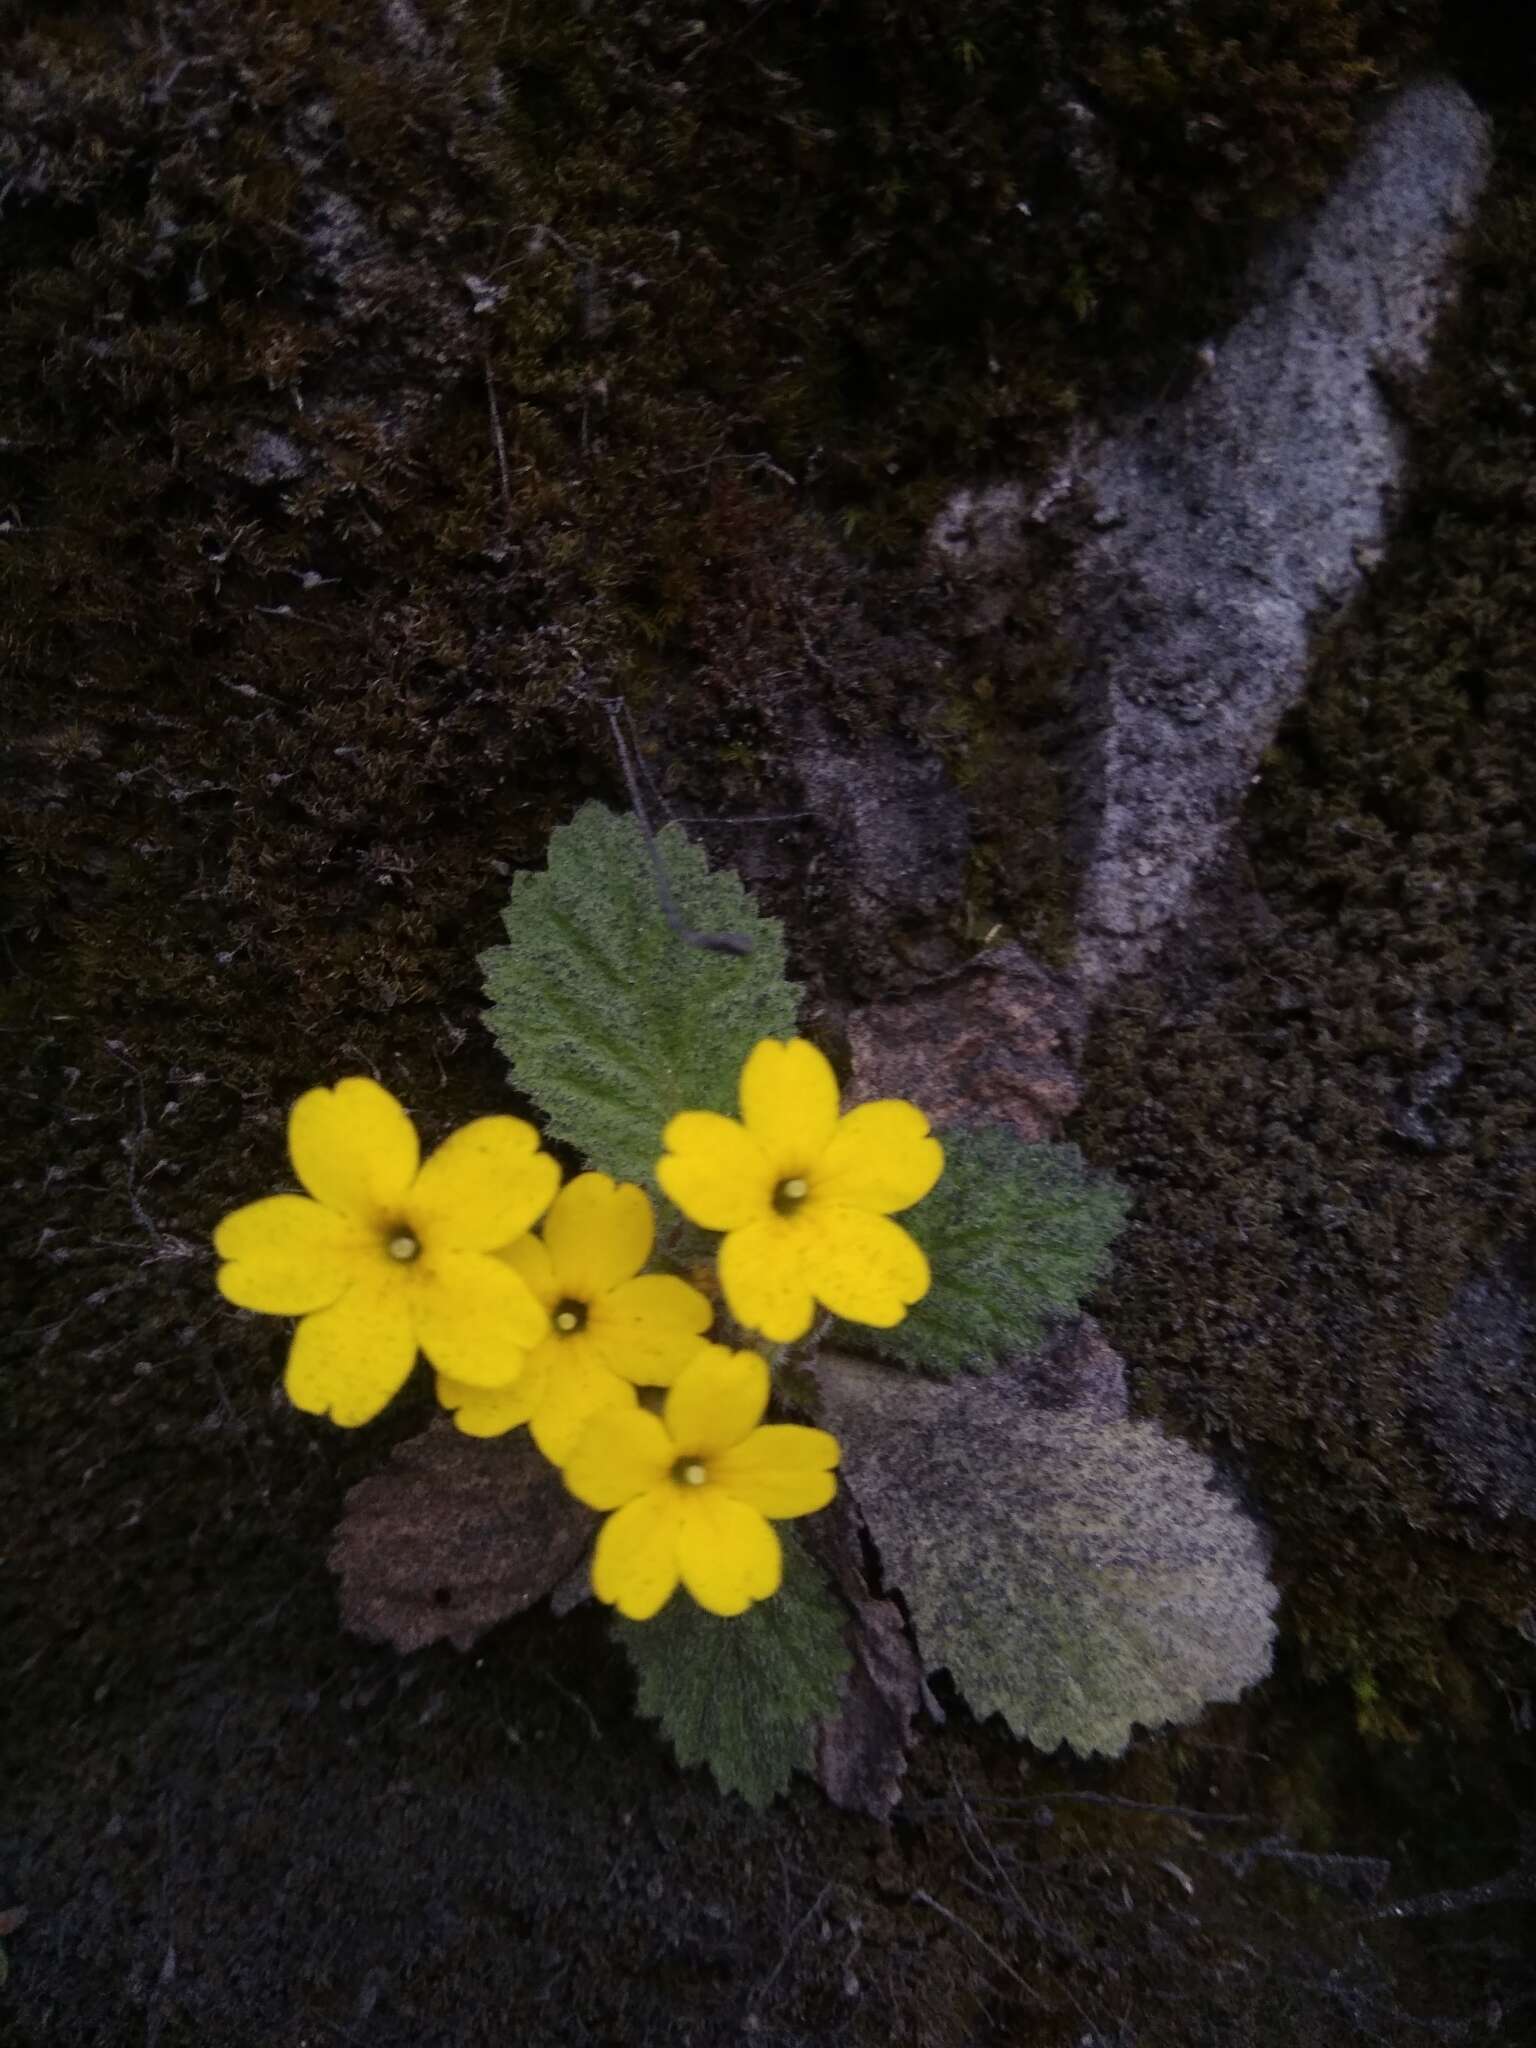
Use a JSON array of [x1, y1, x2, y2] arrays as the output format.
[[4, 0, 1533, 2040]]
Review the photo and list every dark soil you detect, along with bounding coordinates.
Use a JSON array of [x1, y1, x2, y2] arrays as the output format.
[[6, 3, 1535, 2042]]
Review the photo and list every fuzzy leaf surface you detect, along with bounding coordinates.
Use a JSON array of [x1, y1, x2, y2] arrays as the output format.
[[480, 803, 799, 1185], [818, 1354, 1278, 1758], [832, 1124, 1128, 1375], [614, 1531, 850, 1807]]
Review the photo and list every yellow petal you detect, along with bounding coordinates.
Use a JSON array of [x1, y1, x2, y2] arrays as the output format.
[[592, 1489, 684, 1620], [288, 1077, 419, 1227], [663, 1345, 769, 1456], [713, 1425, 841, 1519], [657, 1111, 774, 1231], [676, 1491, 781, 1615], [814, 1100, 943, 1214], [800, 1206, 930, 1327], [528, 1337, 640, 1466], [738, 1036, 841, 1176], [736, 1037, 840, 1179], [411, 1251, 549, 1384], [586, 1273, 714, 1386], [563, 1406, 673, 1511], [717, 1216, 816, 1342], [214, 1194, 371, 1314], [497, 1232, 559, 1307], [284, 1275, 417, 1427], [436, 1346, 550, 1437], [407, 1117, 559, 1253], [542, 1172, 653, 1299]]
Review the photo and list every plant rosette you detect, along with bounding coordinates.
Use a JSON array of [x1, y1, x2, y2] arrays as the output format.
[[211, 803, 1276, 1808]]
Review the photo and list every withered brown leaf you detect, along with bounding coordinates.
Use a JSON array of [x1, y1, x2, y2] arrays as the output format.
[[806, 1499, 931, 1821], [329, 1422, 597, 1654]]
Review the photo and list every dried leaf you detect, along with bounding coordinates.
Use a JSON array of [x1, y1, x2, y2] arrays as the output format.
[[818, 1353, 1278, 1758], [548, 1554, 594, 1617], [330, 1423, 597, 1653], [806, 1501, 929, 1820]]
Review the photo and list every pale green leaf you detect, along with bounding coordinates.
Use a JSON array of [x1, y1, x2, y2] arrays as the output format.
[[614, 1531, 851, 1807], [480, 803, 800, 1185], [831, 1124, 1128, 1375], [818, 1353, 1278, 1758]]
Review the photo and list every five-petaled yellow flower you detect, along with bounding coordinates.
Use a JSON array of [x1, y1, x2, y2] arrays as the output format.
[[437, 1172, 714, 1462], [563, 1345, 839, 1619], [657, 1037, 942, 1342], [213, 1076, 558, 1427]]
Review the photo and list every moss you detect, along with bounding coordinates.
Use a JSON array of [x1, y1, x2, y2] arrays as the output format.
[[1077, 87, 1536, 1716], [3, 0, 1447, 999]]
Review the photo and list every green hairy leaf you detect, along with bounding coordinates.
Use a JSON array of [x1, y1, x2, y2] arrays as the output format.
[[833, 1124, 1129, 1375], [614, 1533, 851, 1807], [480, 803, 800, 1185], [819, 1354, 1278, 1758]]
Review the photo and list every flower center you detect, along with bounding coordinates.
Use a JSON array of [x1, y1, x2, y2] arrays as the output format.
[[673, 1458, 710, 1488], [386, 1230, 421, 1263], [553, 1299, 587, 1335], [773, 1175, 810, 1216]]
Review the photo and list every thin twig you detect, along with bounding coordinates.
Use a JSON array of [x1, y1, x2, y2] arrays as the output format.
[[1364, 1867, 1536, 1924], [751, 1881, 832, 2007], [535, 1667, 602, 1743], [942, 1759, 1093, 1967], [615, 695, 673, 826], [596, 697, 753, 957], [955, 1790, 1255, 1826], [670, 809, 812, 827], [911, 1890, 1045, 2006], [483, 354, 515, 535]]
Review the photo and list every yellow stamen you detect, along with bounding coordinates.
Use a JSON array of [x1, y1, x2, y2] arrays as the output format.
[[387, 1232, 420, 1262], [679, 1461, 708, 1487], [555, 1309, 579, 1333], [782, 1177, 808, 1200]]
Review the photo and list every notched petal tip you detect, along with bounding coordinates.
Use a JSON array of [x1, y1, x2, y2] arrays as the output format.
[[212, 1193, 371, 1315], [815, 1100, 944, 1215], [542, 1171, 655, 1299], [288, 1076, 421, 1224], [410, 1120, 560, 1254], [663, 1345, 770, 1455], [716, 1218, 816, 1342], [282, 1283, 418, 1428], [738, 1036, 841, 1173], [592, 1490, 682, 1618], [657, 1111, 774, 1232], [564, 1406, 674, 1512]]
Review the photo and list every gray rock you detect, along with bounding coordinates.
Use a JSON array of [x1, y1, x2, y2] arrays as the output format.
[[846, 941, 1084, 1142], [796, 735, 970, 983], [933, 79, 1492, 994]]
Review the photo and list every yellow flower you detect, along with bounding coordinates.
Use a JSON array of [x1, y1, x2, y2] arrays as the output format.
[[563, 1345, 839, 1619], [436, 1171, 714, 1462], [213, 1076, 559, 1427], [657, 1037, 943, 1343]]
